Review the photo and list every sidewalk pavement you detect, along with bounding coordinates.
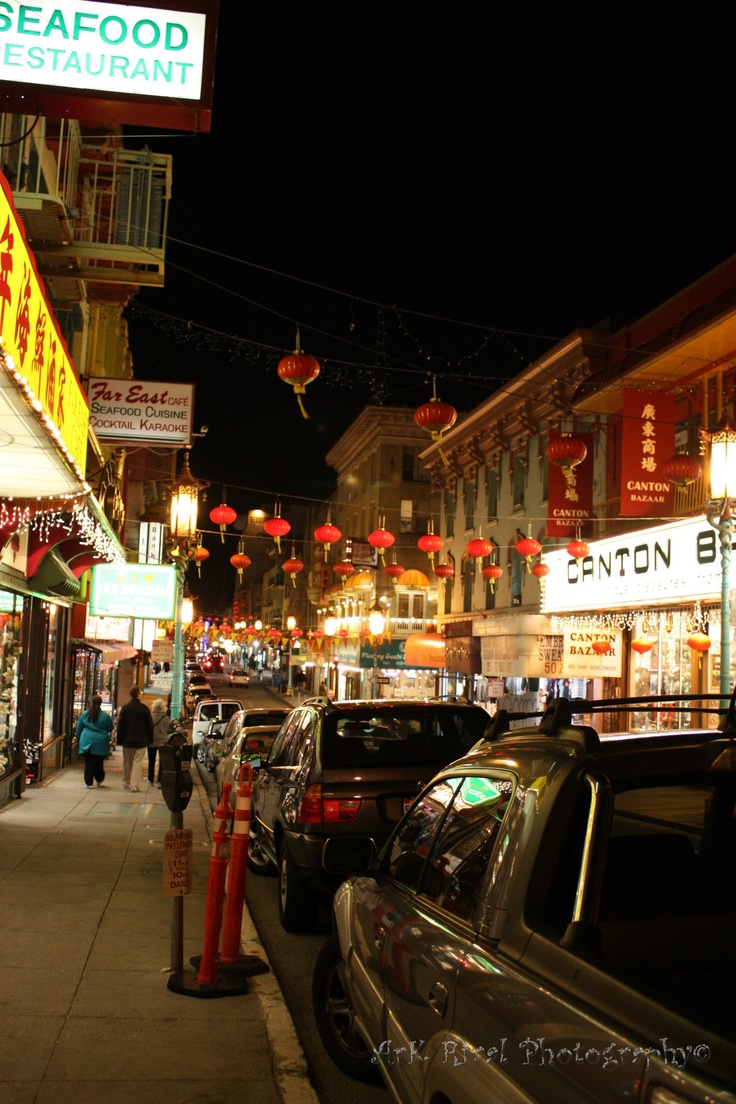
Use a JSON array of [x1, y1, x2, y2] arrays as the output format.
[[0, 741, 321, 1104]]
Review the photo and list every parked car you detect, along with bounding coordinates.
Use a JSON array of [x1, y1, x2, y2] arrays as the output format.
[[311, 694, 736, 1103], [203, 706, 289, 773], [215, 722, 283, 806], [185, 659, 203, 674], [191, 698, 242, 749], [228, 668, 250, 686], [248, 698, 490, 931], [184, 674, 213, 712]]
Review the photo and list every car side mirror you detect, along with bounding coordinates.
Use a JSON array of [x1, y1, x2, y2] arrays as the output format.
[[322, 836, 376, 876], [243, 753, 262, 770]]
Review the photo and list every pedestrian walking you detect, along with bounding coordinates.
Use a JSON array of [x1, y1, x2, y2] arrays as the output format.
[[76, 694, 114, 789], [148, 698, 170, 787], [117, 686, 153, 792]]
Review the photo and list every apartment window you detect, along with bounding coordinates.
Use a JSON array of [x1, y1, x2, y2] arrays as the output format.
[[400, 499, 414, 533], [462, 556, 473, 613], [483, 545, 498, 611], [443, 554, 455, 615], [486, 468, 498, 523], [510, 545, 523, 606], [397, 593, 409, 618], [464, 474, 476, 531], [412, 594, 425, 620], [445, 490, 455, 539], [512, 455, 526, 511], [402, 447, 418, 481]]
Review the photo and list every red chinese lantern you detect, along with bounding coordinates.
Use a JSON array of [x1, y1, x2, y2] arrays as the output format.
[[210, 501, 237, 544], [546, 433, 588, 479], [566, 538, 590, 561], [482, 563, 503, 591], [662, 452, 702, 487], [282, 552, 304, 587], [230, 551, 251, 582], [290, 627, 303, 640], [267, 627, 283, 644], [263, 508, 291, 552], [414, 377, 457, 465], [591, 640, 611, 655], [367, 516, 395, 563], [333, 560, 355, 581], [384, 560, 405, 582], [631, 637, 653, 654], [466, 537, 493, 559], [687, 631, 711, 653], [531, 561, 550, 578], [418, 521, 444, 567], [515, 532, 542, 569], [193, 544, 209, 577], [314, 520, 341, 560], [434, 562, 455, 580], [277, 328, 320, 419]]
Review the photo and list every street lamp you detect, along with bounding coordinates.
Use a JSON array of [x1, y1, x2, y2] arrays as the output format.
[[703, 418, 736, 694], [167, 448, 209, 720], [367, 600, 386, 698]]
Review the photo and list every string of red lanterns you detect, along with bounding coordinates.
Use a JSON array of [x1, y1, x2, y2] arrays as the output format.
[[263, 503, 291, 552], [367, 515, 395, 563], [314, 517, 342, 561], [417, 520, 444, 567], [414, 376, 457, 465], [209, 486, 237, 544]]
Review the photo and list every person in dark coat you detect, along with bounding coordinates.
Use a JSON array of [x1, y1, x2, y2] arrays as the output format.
[[116, 686, 153, 792], [76, 694, 114, 789]]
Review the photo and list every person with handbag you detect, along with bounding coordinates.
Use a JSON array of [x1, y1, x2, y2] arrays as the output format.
[[76, 694, 114, 789]]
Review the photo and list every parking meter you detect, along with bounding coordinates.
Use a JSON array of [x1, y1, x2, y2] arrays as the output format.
[[159, 731, 194, 813]]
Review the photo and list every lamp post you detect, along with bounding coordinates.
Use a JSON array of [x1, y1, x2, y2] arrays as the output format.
[[367, 600, 386, 699], [704, 419, 736, 695], [167, 449, 209, 720], [324, 615, 339, 699]]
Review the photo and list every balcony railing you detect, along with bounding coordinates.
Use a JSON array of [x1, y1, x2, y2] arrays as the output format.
[[0, 114, 171, 293]]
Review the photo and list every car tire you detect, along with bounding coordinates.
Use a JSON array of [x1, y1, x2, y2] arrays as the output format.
[[246, 824, 276, 877], [195, 743, 205, 765], [312, 934, 382, 1083], [277, 842, 319, 932]]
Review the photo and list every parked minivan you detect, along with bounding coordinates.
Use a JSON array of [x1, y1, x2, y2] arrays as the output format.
[[191, 698, 242, 747]]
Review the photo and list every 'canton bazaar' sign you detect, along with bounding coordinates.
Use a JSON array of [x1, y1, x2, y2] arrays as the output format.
[[620, 389, 675, 517], [542, 516, 722, 613], [0, 173, 89, 472], [0, 0, 207, 100]]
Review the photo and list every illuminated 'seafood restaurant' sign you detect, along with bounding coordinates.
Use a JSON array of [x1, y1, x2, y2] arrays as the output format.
[[0, 0, 207, 100]]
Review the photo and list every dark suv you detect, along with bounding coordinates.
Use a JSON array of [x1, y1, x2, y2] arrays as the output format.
[[248, 698, 490, 931]]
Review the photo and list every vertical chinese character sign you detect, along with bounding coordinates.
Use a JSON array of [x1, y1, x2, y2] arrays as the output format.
[[620, 389, 675, 518], [0, 172, 89, 475], [547, 431, 594, 537]]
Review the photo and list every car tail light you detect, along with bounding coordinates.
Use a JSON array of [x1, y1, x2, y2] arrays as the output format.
[[298, 784, 362, 824]]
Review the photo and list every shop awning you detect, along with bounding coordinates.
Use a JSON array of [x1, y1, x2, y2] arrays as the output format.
[[75, 640, 137, 663]]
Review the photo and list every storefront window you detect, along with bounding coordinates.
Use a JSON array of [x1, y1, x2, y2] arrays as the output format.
[[42, 603, 60, 739], [630, 612, 693, 730], [0, 590, 23, 778]]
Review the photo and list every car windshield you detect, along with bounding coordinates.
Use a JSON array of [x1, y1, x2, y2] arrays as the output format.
[[322, 707, 488, 769], [244, 711, 287, 728]]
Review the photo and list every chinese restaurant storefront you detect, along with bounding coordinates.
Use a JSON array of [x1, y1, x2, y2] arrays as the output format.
[[542, 516, 726, 731], [0, 171, 124, 805]]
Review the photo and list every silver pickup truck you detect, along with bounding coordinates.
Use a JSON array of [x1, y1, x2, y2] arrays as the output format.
[[312, 696, 736, 1104]]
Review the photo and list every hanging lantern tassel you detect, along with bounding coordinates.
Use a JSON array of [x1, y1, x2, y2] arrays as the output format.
[[277, 328, 321, 419]]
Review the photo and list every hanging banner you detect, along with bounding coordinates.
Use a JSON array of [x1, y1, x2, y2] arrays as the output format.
[[480, 634, 564, 678], [547, 431, 594, 537], [620, 389, 676, 517], [87, 377, 194, 443]]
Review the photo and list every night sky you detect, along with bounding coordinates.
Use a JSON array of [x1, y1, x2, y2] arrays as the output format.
[[123, 4, 735, 611]]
